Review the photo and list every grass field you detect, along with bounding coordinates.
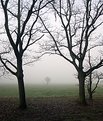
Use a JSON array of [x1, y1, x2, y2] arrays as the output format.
[[0, 84, 78, 97], [0, 84, 103, 121], [0, 84, 103, 98]]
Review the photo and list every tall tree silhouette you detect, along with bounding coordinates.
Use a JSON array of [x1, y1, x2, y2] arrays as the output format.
[[0, 0, 53, 109], [40, 0, 103, 105]]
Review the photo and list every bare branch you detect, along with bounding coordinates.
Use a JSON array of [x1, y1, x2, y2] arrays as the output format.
[[0, 56, 16, 76], [23, 34, 44, 53], [86, 59, 103, 76], [7, 9, 17, 17]]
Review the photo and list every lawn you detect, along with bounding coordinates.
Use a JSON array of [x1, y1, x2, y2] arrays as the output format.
[[25, 84, 79, 98], [0, 84, 103, 121], [0, 84, 79, 97], [0, 84, 103, 98]]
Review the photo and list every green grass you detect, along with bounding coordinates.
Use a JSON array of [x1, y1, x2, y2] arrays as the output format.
[[25, 84, 79, 97], [0, 84, 18, 97], [0, 84, 103, 121], [0, 84, 78, 97], [94, 86, 103, 97], [0, 84, 103, 98]]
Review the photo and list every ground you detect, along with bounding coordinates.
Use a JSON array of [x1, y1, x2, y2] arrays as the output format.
[[0, 97, 103, 121]]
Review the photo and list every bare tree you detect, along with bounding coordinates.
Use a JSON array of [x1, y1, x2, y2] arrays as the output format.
[[86, 71, 103, 100], [0, 52, 9, 77], [39, 0, 103, 105], [86, 50, 103, 100], [0, 0, 53, 109], [45, 76, 51, 85]]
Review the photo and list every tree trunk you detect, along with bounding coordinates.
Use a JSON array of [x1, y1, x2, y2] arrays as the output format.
[[17, 58, 27, 109], [89, 92, 93, 100], [88, 73, 93, 100], [87, 86, 93, 100], [78, 73, 87, 105]]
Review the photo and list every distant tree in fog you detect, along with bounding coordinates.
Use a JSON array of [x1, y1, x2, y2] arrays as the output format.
[[45, 77, 51, 85]]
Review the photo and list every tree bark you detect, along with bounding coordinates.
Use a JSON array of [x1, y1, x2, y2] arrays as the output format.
[[78, 73, 87, 105], [17, 58, 27, 109], [87, 73, 93, 100], [87, 86, 93, 100], [89, 92, 93, 100]]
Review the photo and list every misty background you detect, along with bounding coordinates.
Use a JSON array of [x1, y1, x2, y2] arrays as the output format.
[[0, 55, 78, 85], [0, 0, 103, 86]]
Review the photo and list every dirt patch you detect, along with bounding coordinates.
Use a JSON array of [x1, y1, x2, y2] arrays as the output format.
[[0, 97, 103, 121]]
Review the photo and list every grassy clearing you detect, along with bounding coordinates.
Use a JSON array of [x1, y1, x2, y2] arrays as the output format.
[[0, 84, 18, 97], [0, 84, 103, 121], [0, 84, 103, 98], [0, 84, 78, 97], [25, 84, 79, 97]]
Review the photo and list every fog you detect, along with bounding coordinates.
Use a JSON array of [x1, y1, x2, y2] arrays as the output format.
[[0, 55, 78, 85], [0, 0, 102, 86]]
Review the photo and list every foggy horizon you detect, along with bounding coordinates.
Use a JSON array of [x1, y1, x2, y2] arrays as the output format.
[[0, 55, 78, 85]]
